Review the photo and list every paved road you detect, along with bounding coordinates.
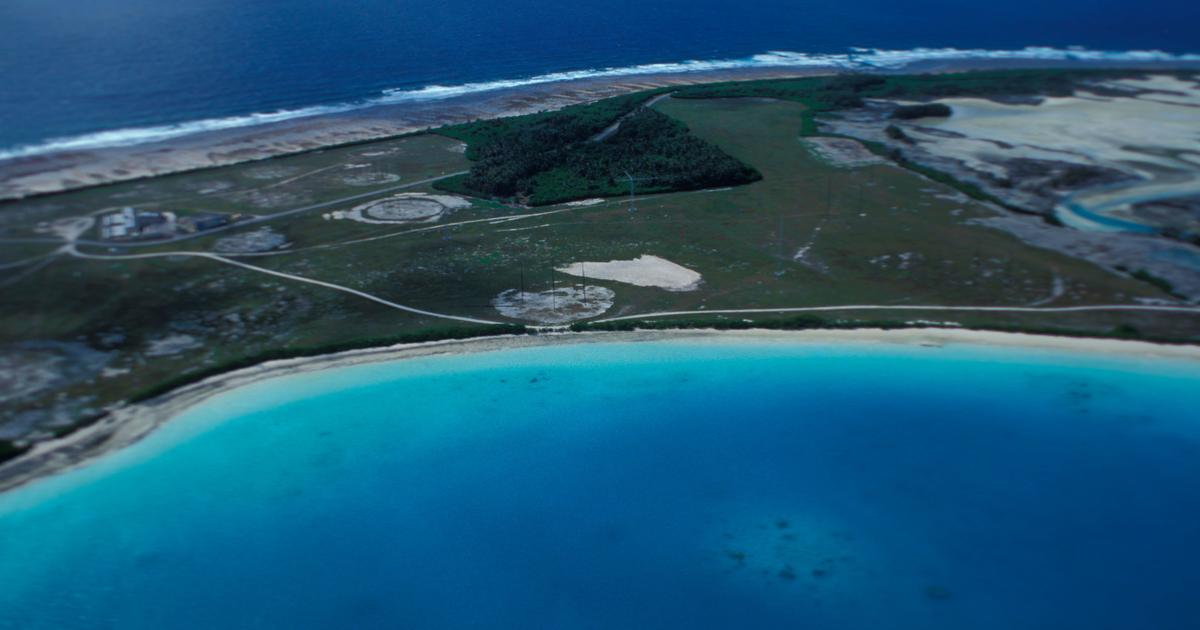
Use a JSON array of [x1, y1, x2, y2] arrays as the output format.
[[65, 239, 1200, 329], [68, 246, 503, 326]]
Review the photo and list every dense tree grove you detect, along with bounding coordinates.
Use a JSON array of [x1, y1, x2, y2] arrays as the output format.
[[891, 103, 952, 119], [436, 93, 760, 205]]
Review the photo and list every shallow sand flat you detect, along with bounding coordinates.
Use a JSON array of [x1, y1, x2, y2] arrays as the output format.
[[1099, 75, 1200, 106], [802, 137, 885, 168], [2, 327, 1199, 495], [909, 86, 1200, 176]]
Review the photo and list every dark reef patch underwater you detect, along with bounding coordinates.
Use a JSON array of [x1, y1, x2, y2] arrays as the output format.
[[2, 339, 1200, 629]]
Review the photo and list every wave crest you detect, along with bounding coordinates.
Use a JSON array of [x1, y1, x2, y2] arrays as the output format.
[[2, 46, 1197, 161]]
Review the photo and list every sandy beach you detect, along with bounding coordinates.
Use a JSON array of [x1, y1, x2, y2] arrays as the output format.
[[2, 327, 1198, 495], [3, 58, 1198, 201], [0, 67, 825, 201]]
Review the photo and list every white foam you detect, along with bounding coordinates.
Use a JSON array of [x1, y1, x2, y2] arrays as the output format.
[[2, 46, 1197, 160]]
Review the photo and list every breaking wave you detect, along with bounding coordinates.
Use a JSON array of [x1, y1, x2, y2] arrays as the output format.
[[2, 46, 1196, 161]]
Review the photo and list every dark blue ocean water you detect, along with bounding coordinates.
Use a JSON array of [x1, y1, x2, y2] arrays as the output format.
[[0, 0, 1198, 158], [2, 340, 1199, 629]]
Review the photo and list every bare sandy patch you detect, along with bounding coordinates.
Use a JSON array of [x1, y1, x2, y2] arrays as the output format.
[[357, 149, 398, 158], [493, 286, 615, 323], [565, 198, 606, 207], [214, 227, 288, 253], [803, 137, 885, 168], [0, 342, 109, 404], [1096, 76, 1200, 107], [557, 255, 702, 291], [182, 180, 235, 194], [37, 216, 93, 242], [905, 86, 1200, 176], [144, 334, 203, 358]]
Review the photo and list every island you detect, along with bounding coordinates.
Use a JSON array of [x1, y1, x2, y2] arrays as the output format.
[[1, 66, 1198, 478]]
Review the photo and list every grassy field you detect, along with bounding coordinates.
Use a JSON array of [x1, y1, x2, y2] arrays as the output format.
[[0, 89, 1196, 453], [0, 133, 471, 235]]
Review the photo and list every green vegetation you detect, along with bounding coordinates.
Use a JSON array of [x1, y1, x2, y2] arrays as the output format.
[[435, 92, 759, 205], [673, 69, 1149, 140], [570, 314, 892, 332], [570, 315, 1193, 345], [884, 124, 913, 144], [436, 91, 660, 160], [0, 441, 30, 466], [128, 324, 528, 404], [673, 69, 1141, 106], [891, 103, 952, 120], [1123, 267, 1185, 299], [852, 137, 1018, 211]]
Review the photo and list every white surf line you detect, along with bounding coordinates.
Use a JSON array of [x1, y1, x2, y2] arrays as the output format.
[[594, 303, 1200, 323], [67, 247, 503, 326]]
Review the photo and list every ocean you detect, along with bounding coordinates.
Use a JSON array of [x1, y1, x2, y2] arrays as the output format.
[[1, 0, 1198, 160], [2, 339, 1199, 628]]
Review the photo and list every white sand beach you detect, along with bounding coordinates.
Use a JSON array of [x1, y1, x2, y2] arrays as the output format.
[[2, 327, 1198, 495]]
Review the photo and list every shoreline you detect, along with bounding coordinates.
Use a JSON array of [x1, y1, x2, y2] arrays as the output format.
[[2, 327, 1199, 496], [3, 57, 1198, 201]]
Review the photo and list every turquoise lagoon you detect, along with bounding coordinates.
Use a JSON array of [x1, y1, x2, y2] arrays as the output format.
[[2, 338, 1200, 629]]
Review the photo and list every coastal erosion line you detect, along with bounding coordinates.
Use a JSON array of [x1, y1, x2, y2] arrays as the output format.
[[0, 67, 831, 201], [2, 328, 1200, 497], [5, 58, 1199, 202]]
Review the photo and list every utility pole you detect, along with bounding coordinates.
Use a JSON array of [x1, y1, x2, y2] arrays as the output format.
[[519, 264, 526, 302], [581, 262, 588, 304]]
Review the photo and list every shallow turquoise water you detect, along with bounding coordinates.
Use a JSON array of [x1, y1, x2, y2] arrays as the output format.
[[2, 340, 1200, 629]]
